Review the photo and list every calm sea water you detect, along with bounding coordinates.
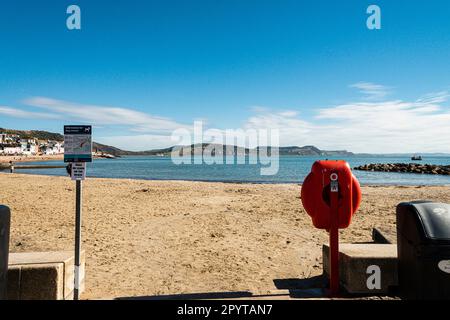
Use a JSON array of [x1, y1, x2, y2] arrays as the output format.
[[14, 155, 450, 185]]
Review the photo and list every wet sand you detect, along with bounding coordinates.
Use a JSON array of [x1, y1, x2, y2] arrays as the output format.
[[1, 173, 449, 299]]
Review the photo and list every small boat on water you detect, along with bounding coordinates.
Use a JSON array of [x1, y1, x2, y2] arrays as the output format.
[[411, 155, 423, 161]]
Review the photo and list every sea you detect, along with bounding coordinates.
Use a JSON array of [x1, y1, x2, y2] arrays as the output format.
[[13, 155, 450, 186]]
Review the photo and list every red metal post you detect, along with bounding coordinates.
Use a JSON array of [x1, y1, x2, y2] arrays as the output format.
[[329, 172, 339, 297]]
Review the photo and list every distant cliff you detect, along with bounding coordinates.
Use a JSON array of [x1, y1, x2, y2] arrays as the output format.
[[276, 146, 354, 156], [93, 143, 354, 157]]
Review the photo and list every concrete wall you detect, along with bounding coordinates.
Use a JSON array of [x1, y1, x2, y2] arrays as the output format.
[[7, 251, 85, 300], [323, 243, 398, 295]]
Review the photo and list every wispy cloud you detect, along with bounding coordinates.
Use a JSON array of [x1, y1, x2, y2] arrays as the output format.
[[416, 91, 450, 104], [22, 97, 189, 134], [244, 89, 450, 153], [350, 82, 392, 100], [0, 106, 61, 120]]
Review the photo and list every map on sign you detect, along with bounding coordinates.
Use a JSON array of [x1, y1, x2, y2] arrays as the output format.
[[64, 125, 93, 163]]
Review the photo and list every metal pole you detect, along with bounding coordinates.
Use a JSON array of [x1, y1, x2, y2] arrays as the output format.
[[329, 173, 339, 297], [74, 179, 82, 300]]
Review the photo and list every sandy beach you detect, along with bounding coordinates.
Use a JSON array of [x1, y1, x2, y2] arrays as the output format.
[[1, 173, 449, 299], [0, 154, 63, 164]]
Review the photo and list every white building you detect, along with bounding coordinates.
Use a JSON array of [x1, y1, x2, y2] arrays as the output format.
[[40, 141, 64, 155], [0, 145, 22, 155], [20, 139, 39, 155], [0, 133, 20, 144], [54, 142, 64, 154]]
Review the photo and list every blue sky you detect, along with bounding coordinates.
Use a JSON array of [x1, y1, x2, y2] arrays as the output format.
[[0, 0, 449, 152]]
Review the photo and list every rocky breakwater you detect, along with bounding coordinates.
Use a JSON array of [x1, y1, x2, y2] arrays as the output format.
[[354, 163, 450, 175]]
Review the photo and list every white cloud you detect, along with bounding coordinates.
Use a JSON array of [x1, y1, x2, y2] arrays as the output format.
[[244, 91, 450, 153], [350, 82, 392, 100], [417, 91, 450, 104], [0, 106, 61, 120], [23, 97, 189, 133]]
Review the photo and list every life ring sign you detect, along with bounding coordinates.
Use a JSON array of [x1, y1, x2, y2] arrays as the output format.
[[301, 160, 362, 230]]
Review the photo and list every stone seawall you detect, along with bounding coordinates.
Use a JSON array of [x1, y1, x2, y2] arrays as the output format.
[[354, 163, 450, 175]]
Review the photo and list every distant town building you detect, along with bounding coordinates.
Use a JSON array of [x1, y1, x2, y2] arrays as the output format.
[[0, 144, 22, 155], [0, 133, 63, 156], [20, 138, 39, 155], [0, 133, 20, 144], [39, 141, 64, 155]]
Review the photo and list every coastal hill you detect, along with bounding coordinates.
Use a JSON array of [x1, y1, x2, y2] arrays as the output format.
[[0, 128, 64, 141], [1, 128, 353, 156], [93, 142, 354, 157]]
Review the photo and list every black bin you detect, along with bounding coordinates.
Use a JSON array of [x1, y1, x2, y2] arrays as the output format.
[[397, 201, 450, 300], [0, 205, 10, 300]]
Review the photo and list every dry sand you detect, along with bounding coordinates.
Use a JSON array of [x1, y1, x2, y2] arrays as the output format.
[[0, 154, 63, 163], [1, 173, 449, 299]]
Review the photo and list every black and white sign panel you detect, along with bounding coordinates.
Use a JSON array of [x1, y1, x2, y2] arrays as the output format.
[[64, 125, 92, 163], [71, 162, 87, 181]]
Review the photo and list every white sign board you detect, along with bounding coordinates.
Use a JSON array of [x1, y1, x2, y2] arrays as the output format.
[[71, 163, 87, 181]]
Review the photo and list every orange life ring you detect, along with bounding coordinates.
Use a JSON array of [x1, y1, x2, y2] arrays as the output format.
[[301, 160, 362, 229]]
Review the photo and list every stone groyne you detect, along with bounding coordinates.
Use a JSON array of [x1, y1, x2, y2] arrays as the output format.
[[354, 163, 450, 175]]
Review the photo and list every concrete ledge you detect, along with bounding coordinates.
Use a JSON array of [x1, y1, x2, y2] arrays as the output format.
[[323, 244, 398, 295], [7, 251, 85, 300]]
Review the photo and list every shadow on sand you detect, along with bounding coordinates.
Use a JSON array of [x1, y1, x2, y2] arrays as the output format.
[[273, 275, 326, 298], [115, 275, 326, 300]]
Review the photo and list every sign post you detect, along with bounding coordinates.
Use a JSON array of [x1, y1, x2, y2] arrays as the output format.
[[64, 125, 92, 300], [74, 177, 82, 300]]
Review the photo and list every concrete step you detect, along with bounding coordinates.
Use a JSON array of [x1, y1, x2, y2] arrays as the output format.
[[323, 243, 398, 295], [7, 251, 85, 300]]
